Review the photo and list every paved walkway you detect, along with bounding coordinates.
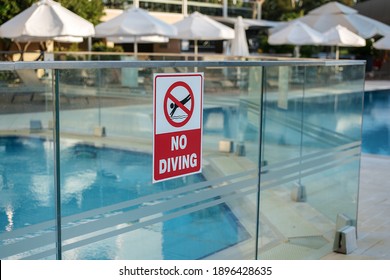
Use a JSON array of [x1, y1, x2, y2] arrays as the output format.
[[364, 80, 390, 91]]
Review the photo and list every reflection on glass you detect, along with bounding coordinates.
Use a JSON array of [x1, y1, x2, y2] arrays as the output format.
[[258, 64, 364, 259], [0, 62, 364, 260]]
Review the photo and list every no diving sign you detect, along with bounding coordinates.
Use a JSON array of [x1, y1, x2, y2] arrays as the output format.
[[153, 73, 204, 182]]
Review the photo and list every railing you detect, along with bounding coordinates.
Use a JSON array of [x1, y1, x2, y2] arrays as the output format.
[[1, 50, 316, 63], [0, 59, 365, 260]]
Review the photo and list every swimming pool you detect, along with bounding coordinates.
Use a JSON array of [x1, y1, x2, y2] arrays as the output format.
[[0, 136, 249, 260], [362, 90, 390, 156]]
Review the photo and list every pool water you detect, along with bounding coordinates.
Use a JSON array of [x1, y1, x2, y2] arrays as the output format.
[[362, 90, 390, 156], [0, 136, 249, 260]]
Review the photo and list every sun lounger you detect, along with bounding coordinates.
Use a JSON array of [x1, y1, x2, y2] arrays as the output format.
[[11, 69, 47, 102]]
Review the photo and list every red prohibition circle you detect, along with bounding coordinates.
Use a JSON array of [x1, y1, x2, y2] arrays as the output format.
[[163, 81, 195, 128]]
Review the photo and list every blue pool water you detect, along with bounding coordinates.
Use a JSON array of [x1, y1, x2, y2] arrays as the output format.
[[0, 136, 249, 260], [362, 90, 390, 156]]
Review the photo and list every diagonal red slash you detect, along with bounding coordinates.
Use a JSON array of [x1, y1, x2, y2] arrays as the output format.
[[168, 93, 191, 117]]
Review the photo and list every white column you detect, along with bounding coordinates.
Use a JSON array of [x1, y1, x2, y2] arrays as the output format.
[[133, 0, 139, 8], [223, 0, 228, 18], [183, 0, 188, 16], [257, 0, 265, 20]]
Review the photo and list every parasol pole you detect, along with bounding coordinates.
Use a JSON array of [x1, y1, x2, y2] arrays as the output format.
[[134, 37, 138, 60], [194, 39, 198, 72], [194, 39, 198, 61]]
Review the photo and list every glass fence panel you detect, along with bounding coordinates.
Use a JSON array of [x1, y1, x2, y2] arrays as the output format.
[[258, 65, 306, 259], [0, 60, 365, 260], [299, 64, 364, 243], [258, 64, 365, 259], [57, 65, 260, 260], [0, 69, 57, 259]]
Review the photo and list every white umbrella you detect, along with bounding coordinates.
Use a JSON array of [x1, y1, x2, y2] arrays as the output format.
[[374, 36, 390, 50], [322, 25, 366, 59], [54, 36, 84, 43], [213, 16, 282, 29], [230, 16, 249, 57], [268, 21, 323, 57], [298, 1, 390, 39], [0, 0, 95, 40], [172, 11, 235, 57], [106, 35, 169, 44], [268, 21, 323, 45], [95, 7, 177, 55]]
